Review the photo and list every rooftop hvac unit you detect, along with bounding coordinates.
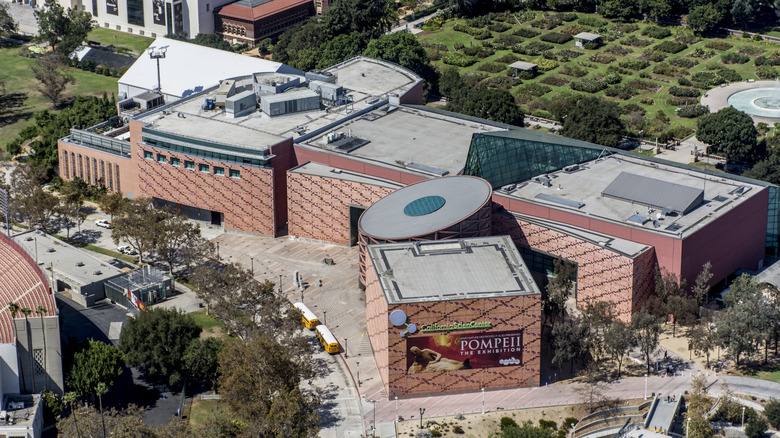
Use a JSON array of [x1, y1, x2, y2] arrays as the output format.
[[563, 164, 580, 172], [502, 184, 517, 192]]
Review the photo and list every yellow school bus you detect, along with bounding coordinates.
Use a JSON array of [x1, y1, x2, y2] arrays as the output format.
[[315, 324, 339, 354], [293, 302, 319, 330]]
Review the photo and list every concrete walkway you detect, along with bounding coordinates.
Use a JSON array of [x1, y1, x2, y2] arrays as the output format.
[[700, 80, 779, 125]]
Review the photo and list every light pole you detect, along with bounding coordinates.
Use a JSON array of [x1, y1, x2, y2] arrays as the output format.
[[395, 396, 398, 423], [686, 417, 690, 438], [216, 242, 220, 260], [146, 45, 168, 94], [323, 311, 327, 325], [370, 399, 377, 432], [419, 407, 426, 430], [345, 338, 348, 358], [481, 388, 485, 414], [34, 237, 38, 264], [356, 361, 360, 386], [644, 374, 648, 400], [250, 256, 254, 275], [742, 406, 746, 428]]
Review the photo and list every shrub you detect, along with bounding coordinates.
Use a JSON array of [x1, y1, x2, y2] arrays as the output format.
[[431, 429, 442, 437], [454, 24, 492, 39], [621, 35, 652, 47], [494, 34, 525, 47], [717, 68, 742, 82], [482, 75, 520, 90], [669, 57, 698, 68], [639, 97, 654, 105], [19, 125, 39, 141], [495, 53, 521, 64], [605, 72, 622, 84], [540, 76, 569, 86], [642, 26, 672, 39], [570, 76, 608, 93], [652, 63, 677, 76], [453, 42, 465, 51], [690, 48, 716, 59], [452, 425, 464, 434], [530, 17, 562, 30], [421, 16, 445, 31], [675, 30, 699, 45], [520, 41, 555, 55], [539, 419, 558, 430], [721, 52, 751, 64], [757, 65, 778, 79], [589, 54, 615, 64], [643, 50, 667, 62], [513, 27, 541, 38], [533, 57, 560, 71], [558, 49, 584, 58], [516, 83, 552, 98], [677, 77, 693, 86], [745, 417, 767, 438], [557, 12, 578, 22], [5, 139, 23, 156], [560, 64, 588, 77], [560, 24, 590, 36], [705, 41, 733, 51], [477, 62, 506, 73], [466, 15, 491, 27], [655, 40, 687, 54], [442, 53, 478, 67], [619, 59, 650, 70], [740, 46, 764, 56], [463, 45, 494, 58], [488, 22, 512, 33], [607, 65, 629, 75], [692, 71, 719, 87], [756, 53, 780, 67], [541, 32, 573, 44], [765, 399, 780, 429], [605, 45, 633, 56], [605, 84, 639, 99], [677, 105, 709, 118], [501, 417, 519, 430], [616, 23, 639, 33], [624, 78, 659, 90], [578, 16, 607, 27]]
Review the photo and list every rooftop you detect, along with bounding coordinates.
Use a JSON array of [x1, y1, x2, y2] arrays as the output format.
[[0, 394, 40, 430], [575, 32, 601, 40], [106, 265, 171, 292], [359, 176, 492, 240], [289, 162, 404, 189], [217, 0, 311, 20], [509, 61, 537, 70], [367, 236, 541, 305], [502, 154, 765, 238]]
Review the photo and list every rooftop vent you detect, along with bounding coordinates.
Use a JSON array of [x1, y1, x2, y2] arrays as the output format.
[[535, 193, 584, 209], [627, 215, 650, 225], [405, 162, 449, 177], [563, 164, 580, 173], [47, 248, 55, 253], [93, 270, 102, 275], [502, 184, 517, 192], [533, 175, 552, 187], [713, 195, 728, 202], [665, 223, 683, 232], [76, 261, 85, 267], [25, 237, 33, 242], [731, 186, 751, 196]]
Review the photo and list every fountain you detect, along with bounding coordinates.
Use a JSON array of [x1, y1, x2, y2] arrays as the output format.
[[726, 78, 780, 120]]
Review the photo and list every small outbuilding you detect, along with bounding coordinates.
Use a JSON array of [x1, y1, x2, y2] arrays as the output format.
[[574, 32, 602, 49], [509, 61, 538, 77]]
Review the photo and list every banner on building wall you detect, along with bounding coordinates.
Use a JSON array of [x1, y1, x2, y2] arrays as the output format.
[[152, 0, 165, 25], [106, 0, 118, 15], [405, 330, 523, 374]]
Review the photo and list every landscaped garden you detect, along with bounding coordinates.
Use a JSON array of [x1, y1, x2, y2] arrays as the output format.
[[416, 10, 779, 141]]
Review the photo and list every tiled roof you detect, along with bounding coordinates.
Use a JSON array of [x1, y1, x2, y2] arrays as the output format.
[[0, 233, 57, 344], [217, 0, 311, 20]]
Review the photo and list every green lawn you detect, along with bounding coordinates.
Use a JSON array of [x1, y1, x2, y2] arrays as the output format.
[[190, 309, 225, 331], [50, 234, 138, 263], [417, 11, 776, 142], [188, 398, 222, 429], [0, 43, 119, 147], [746, 365, 780, 383], [88, 27, 154, 54]]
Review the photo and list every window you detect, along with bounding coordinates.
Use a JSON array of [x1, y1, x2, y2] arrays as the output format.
[[199, 163, 209, 173], [229, 169, 241, 178], [184, 161, 195, 170], [144, 151, 153, 159], [126, 0, 144, 26], [206, 3, 209, 11], [214, 166, 225, 176], [171, 157, 180, 167], [157, 154, 166, 163]]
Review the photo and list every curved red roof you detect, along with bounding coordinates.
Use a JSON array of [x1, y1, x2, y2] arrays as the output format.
[[0, 233, 57, 344]]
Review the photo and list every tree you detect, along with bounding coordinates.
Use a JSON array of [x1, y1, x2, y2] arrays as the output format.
[[35, 0, 94, 55], [111, 198, 165, 263], [10, 162, 59, 231], [119, 308, 201, 386], [692, 261, 713, 310], [641, 0, 672, 20], [561, 96, 626, 147], [551, 315, 590, 374], [183, 337, 224, 390], [7, 302, 24, 393], [97, 191, 124, 221], [154, 211, 202, 274], [544, 259, 576, 319], [66, 339, 124, 399], [688, 323, 715, 368], [57, 403, 188, 437], [598, 0, 639, 19], [631, 308, 661, 374], [218, 336, 320, 437], [698, 107, 759, 164], [716, 274, 770, 365], [686, 4, 725, 34], [324, 0, 397, 38], [603, 321, 634, 378], [501, 421, 557, 438], [190, 33, 234, 51], [667, 294, 698, 338], [730, 0, 754, 28], [62, 392, 82, 438], [59, 179, 86, 239], [0, 3, 18, 36], [763, 398, 780, 429], [745, 417, 767, 438], [30, 55, 75, 107], [685, 374, 714, 438]]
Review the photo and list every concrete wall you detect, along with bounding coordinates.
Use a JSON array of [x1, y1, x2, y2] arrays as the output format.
[[0, 343, 19, 395], [287, 172, 396, 245], [14, 316, 64, 394]]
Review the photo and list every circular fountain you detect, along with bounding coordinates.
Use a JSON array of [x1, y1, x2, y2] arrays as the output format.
[[701, 80, 780, 124]]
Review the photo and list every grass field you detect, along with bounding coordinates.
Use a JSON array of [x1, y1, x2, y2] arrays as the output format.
[[417, 11, 779, 139], [0, 43, 119, 147], [190, 309, 225, 331], [88, 27, 154, 54], [188, 398, 222, 430], [745, 365, 780, 383]]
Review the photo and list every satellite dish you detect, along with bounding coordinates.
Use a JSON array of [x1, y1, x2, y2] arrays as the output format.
[[407, 323, 417, 334], [656, 212, 662, 220], [389, 309, 407, 327]]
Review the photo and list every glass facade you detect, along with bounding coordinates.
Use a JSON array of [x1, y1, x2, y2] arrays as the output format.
[[127, 0, 144, 26], [463, 130, 605, 189], [767, 186, 780, 257], [141, 128, 271, 167]]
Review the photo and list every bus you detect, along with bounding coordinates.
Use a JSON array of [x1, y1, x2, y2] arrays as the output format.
[[315, 324, 339, 354], [293, 302, 319, 330]]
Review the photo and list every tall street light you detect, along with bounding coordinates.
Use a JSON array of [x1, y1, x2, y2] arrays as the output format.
[[481, 388, 485, 414], [250, 256, 254, 276], [419, 407, 426, 430], [644, 374, 648, 400], [146, 45, 169, 94]]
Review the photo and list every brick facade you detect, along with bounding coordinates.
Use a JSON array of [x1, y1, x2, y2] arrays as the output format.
[[366, 260, 542, 397], [287, 172, 397, 244], [57, 141, 138, 198], [493, 212, 655, 321]]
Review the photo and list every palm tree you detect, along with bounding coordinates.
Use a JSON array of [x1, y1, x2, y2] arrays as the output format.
[[20, 307, 34, 393], [35, 305, 47, 391], [63, 392, 82, 438], [7, 302, 24, 391], [96, 382, 108, 438]]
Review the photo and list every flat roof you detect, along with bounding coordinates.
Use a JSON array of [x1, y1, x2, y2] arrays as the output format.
[[367, 236, 541, 305], [602, 172, 704, 215], [359, 176, 492, 240], [12, 231, 123, 287], [289, 162, 404, 189], [502, 154, 765, 238], [135, 57, 424, 152], [509, 61, 537, 70], [575, 32, 601, 40]]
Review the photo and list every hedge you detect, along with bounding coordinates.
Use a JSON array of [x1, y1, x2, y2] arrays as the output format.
[[669, 86, 701, 97], [704, 41, 733, 51], [654, 41, 687, 54], [570, 76, 608, 93], [721, 52, 750, 64], [541, 32, 573, 44], [442, 53, 479, 67], [621, 35, 652, 47], [618, 59, 650, 70], [677, 105, 710, 118], [513, 27, 542, 38], [642, 26, 672, 39]]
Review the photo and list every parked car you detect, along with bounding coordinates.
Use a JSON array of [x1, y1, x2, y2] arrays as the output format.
[[117, 245, 138, 256], [95, 219, 111, 229]]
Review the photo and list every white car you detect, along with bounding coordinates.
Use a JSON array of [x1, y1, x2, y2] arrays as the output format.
[[95, 219, 111, 229], [117, 245, 138, 256]]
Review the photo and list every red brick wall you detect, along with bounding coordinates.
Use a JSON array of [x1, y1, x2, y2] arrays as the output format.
[[365, 255, 543, 396], [493, 212, 653, 321], [287, 172, 396, 244], [57, 140, 138, 198], [136, 144, 276, 235]]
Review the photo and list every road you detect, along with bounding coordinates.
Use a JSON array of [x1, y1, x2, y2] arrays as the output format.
[[0, 0, 39, 36]]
